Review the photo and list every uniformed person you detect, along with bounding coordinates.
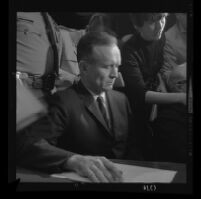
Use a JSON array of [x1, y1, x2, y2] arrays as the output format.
[[16, 12, 75, 129]]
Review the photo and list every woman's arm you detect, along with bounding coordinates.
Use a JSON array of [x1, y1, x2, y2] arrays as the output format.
[[145, 90, 186, 105]]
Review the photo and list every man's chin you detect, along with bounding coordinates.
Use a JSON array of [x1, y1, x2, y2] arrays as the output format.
[[103, 85, 113, 91]]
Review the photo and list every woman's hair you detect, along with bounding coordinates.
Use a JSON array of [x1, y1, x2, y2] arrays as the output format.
[[129, 13, 168, 27], [77, 31, 118, 63]]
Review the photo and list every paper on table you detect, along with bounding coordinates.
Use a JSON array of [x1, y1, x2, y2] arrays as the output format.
[[51, 163, 177, 183]]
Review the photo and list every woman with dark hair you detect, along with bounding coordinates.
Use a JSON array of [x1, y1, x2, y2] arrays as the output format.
[[120, 13, 186, 160]]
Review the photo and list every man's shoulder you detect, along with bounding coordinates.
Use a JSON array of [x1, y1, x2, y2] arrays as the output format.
[[107, 90, 130, 111], [108, 89, 128, 101]]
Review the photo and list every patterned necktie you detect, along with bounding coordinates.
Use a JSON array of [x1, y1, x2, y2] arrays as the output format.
[[97, 96, 109, 128]]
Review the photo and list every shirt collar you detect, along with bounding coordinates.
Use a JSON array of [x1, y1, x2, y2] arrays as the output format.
[[88, 89, 106, 102]]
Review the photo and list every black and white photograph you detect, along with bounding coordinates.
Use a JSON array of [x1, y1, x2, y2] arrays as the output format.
[[8, 0, 194, 194]]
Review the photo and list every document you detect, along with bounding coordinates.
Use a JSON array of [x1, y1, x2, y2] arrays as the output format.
[[51, 163, 177, 183]]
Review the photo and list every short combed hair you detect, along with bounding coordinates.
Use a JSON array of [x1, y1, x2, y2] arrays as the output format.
[[77, 31, 118, 63], [129, 13, 168, 27]]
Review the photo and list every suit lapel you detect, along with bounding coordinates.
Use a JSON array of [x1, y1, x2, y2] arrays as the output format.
[[106, 91, 119, 136], [86, 99, 111, 133], [76, 81, 112, 135]]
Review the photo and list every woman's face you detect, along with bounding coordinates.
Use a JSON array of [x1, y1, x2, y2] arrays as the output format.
[[136, 15, 166, 41]]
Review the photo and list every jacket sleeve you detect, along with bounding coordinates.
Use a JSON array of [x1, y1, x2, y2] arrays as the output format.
[[16, 94, 76, 173], [120, 43, 147, 110]]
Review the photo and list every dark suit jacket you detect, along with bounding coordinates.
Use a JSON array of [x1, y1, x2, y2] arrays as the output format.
[[16, 81, 133, 173]]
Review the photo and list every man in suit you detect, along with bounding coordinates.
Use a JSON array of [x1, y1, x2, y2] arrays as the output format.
[[17, 31, 135, 182]]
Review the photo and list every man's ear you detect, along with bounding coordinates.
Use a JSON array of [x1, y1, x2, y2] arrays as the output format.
[[79, 60, 89, 74]]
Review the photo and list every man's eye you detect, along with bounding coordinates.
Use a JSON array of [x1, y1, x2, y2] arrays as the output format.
[[102, 65, 111, 69], [177, 80, 187, 85], [103, 65, 112, 68], [102, 64, 119, 70]]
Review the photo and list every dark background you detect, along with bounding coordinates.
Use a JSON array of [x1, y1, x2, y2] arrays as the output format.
[[49, 12, 93, 29], [9, 0, 195, 193], [49, 12, 177, 33]]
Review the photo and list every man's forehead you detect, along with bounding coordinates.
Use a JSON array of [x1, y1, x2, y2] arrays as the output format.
[[91, 45, 121, 64], [92, 45, 120, 56], [93, 44, 118, 51]]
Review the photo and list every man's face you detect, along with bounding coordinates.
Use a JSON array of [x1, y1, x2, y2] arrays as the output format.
[[137, 16, 166, 41], [83, 44, 121, 94]]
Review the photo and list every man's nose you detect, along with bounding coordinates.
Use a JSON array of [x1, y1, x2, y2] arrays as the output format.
[[110, 66, 119, 78]]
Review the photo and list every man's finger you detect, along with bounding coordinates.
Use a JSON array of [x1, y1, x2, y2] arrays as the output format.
[[94, 159, 114, 182], [85, 168, 100, 183], [99, 157, 123, 182], [90, 164, 109, 183]]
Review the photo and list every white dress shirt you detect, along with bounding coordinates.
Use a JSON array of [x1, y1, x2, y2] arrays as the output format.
[[85, 88, 111, 128]]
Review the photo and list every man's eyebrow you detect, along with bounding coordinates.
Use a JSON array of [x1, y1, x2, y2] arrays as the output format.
[[101, 63, 120, 67]]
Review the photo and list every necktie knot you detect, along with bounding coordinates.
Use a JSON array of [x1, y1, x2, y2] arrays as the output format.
[[97, 96, 104, 104]]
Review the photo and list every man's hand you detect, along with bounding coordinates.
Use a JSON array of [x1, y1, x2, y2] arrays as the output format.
[[65, 154, 123, 183]]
